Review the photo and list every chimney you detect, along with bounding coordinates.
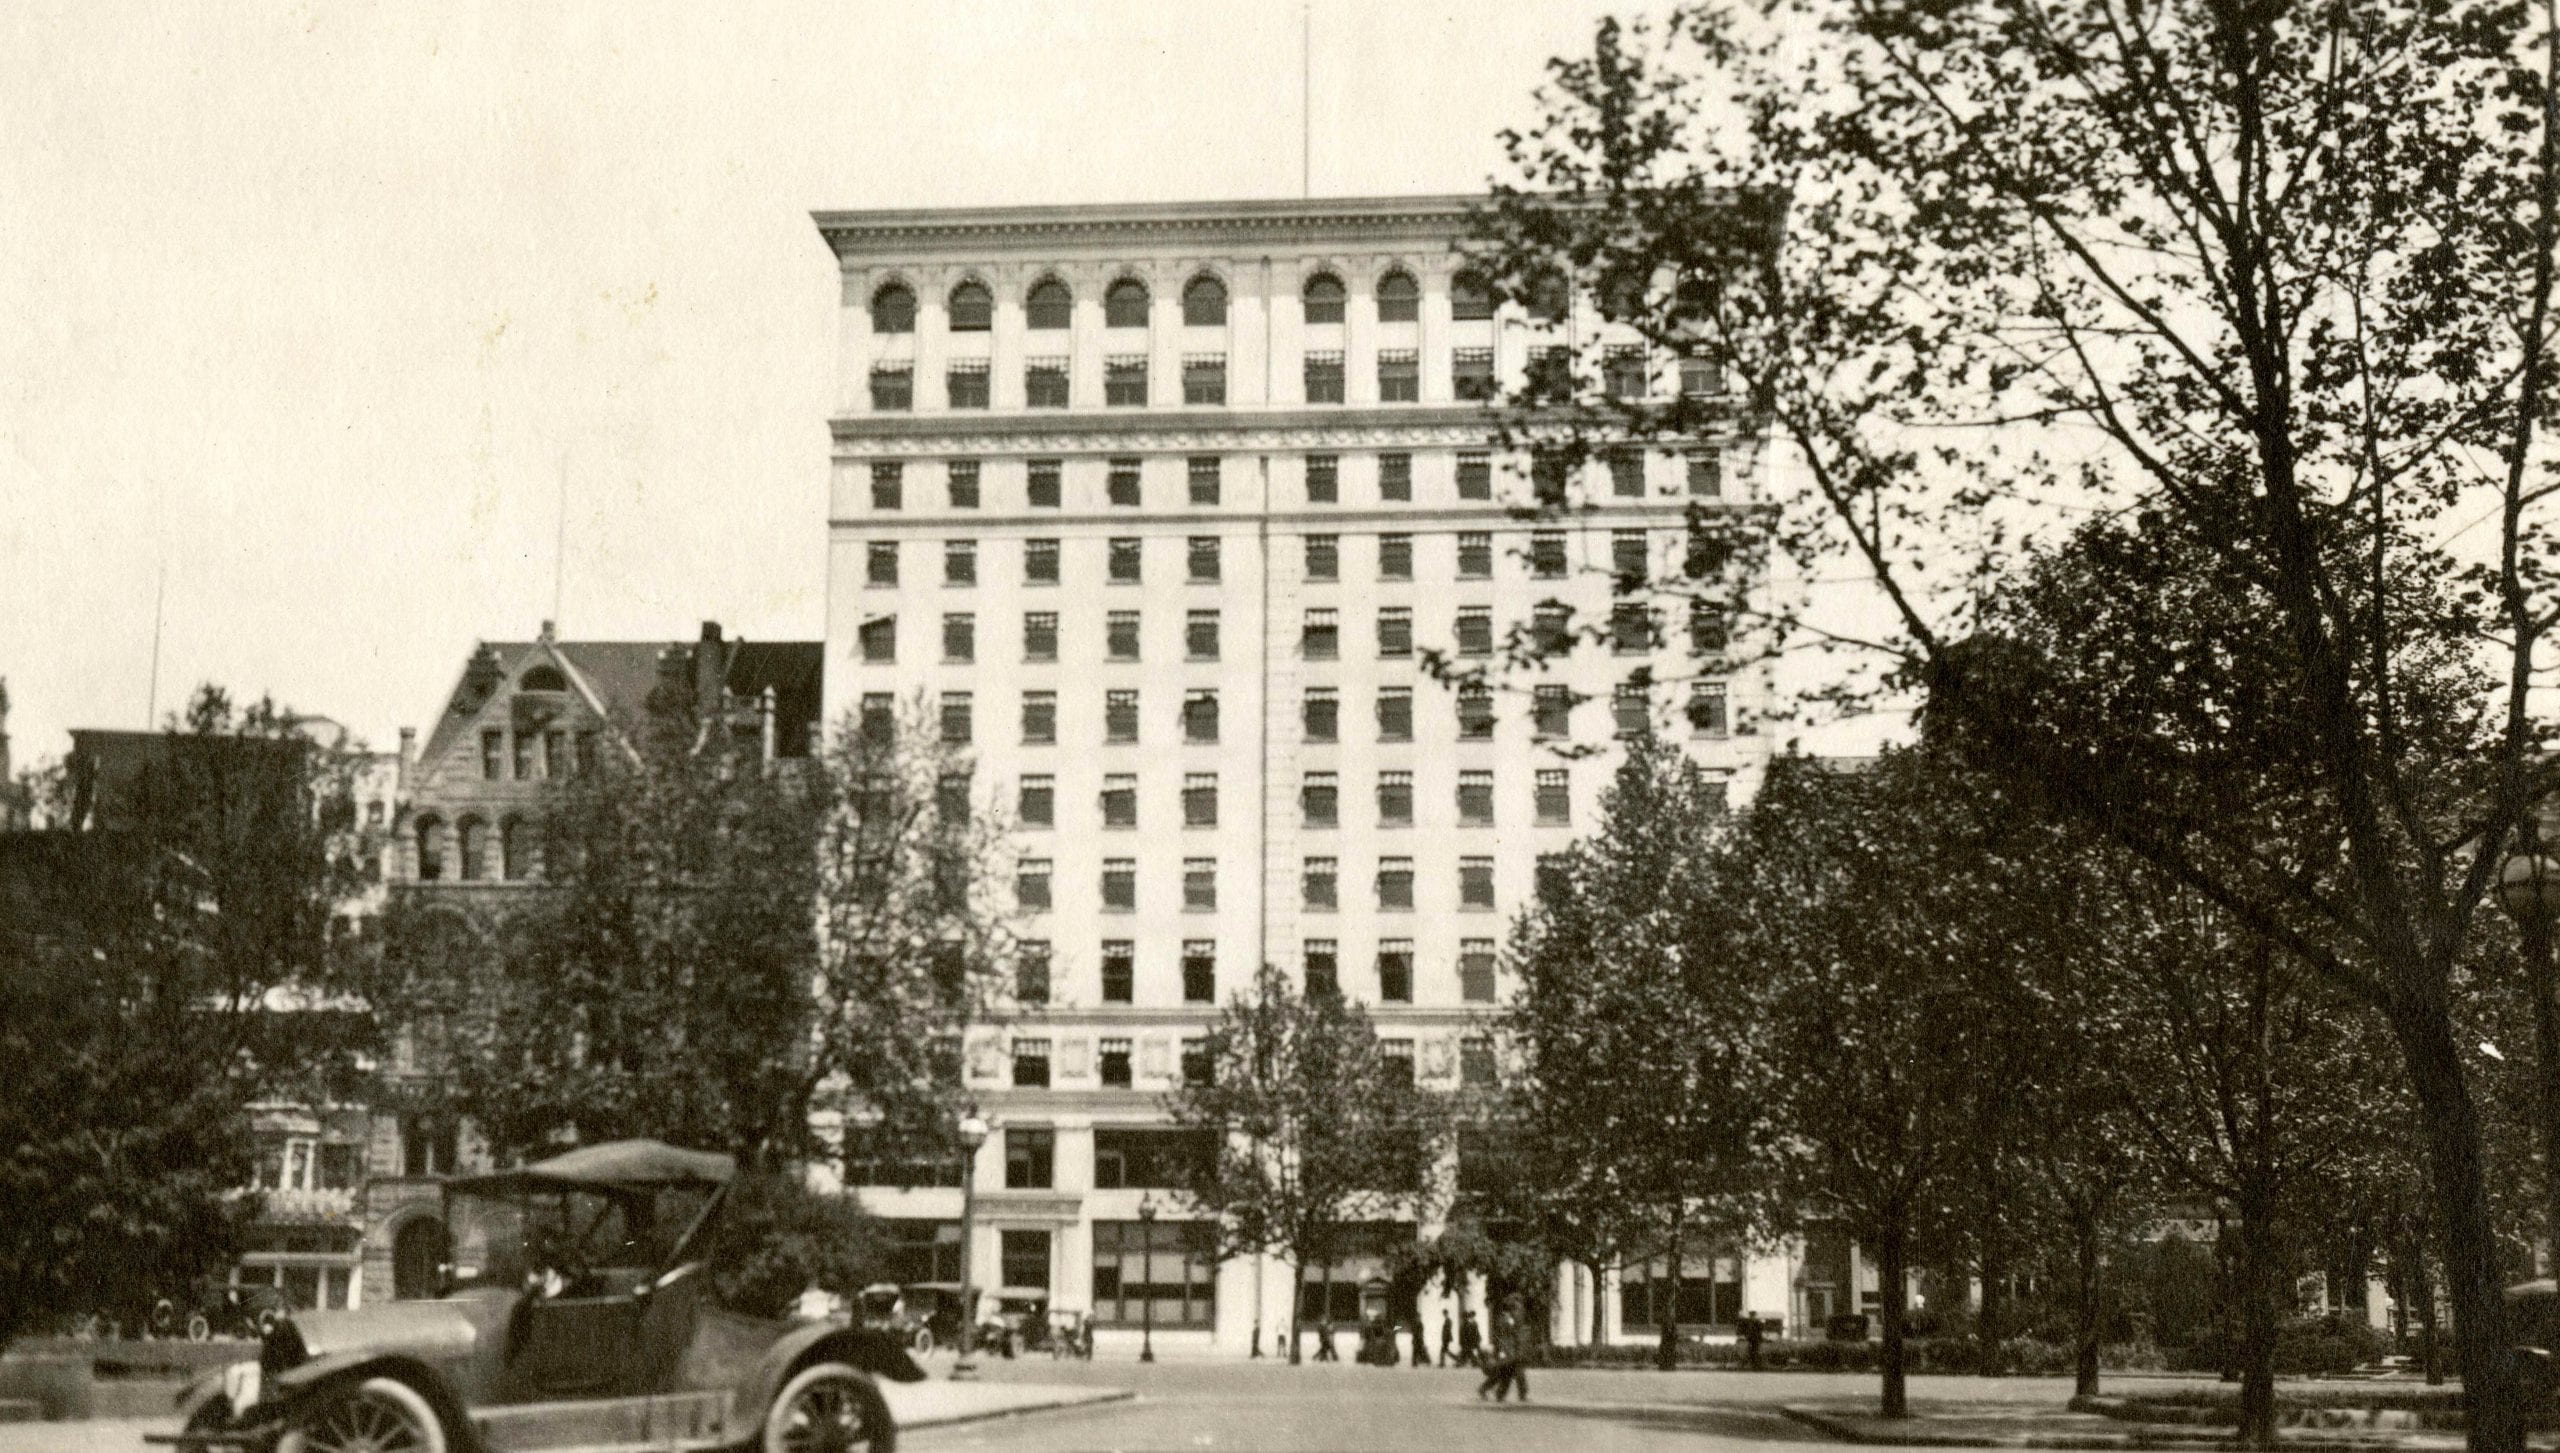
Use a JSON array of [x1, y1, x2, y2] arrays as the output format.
[[459, 644, 504, 711], [759, 685, 777, 762], [695, 621, 726, 717]]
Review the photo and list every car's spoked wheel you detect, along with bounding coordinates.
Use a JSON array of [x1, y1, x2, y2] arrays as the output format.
[[278, 1377, 447, 1453], [765, 1362, 893, 1453]]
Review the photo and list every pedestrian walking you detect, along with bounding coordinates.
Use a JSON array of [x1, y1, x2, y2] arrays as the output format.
[[1741, 1311, 1765, 1369], [1439, 1311, 1456, 1367], [1458, 1309, 1482, 1367], [1314, 1318, 1339, 1362], [1476, 1312, 1529, 1402]]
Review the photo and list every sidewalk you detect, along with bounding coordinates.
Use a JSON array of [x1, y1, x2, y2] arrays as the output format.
[[0, 1377, 1132, 1453], [1777, 1397, 2521, 1451]]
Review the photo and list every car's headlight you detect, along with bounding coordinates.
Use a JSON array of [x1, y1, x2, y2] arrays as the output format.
[[220, 1360, 261, 1415]]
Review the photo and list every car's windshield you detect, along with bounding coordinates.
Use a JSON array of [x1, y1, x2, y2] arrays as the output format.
[[443, 1183, 713, 1294]]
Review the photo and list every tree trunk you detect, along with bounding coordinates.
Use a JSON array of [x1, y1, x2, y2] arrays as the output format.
[[2396, 1011, 2523, 1453], [2414, 1253, 2442, 1387], [2233, 1201, 2279, 1450], [2524, 913, 2560, 1276], [1878, 1214, 1912, 1419], [1978, 1169, 2007, 1377], [2073, 1211, 2104, 1399], [1590, 1258, 1609, 1350], [1289, 1259, 1306, 1365], [1658, 1240, 1684, 1371]]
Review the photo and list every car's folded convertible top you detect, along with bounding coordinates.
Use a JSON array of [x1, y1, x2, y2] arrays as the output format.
[[446, 1138, 736, 1194]]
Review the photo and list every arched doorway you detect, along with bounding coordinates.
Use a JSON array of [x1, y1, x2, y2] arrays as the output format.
[[392, 1215, 449, 1301]]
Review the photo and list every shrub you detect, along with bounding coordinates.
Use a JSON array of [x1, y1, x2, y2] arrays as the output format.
[[706, 1172, 880, 1321]]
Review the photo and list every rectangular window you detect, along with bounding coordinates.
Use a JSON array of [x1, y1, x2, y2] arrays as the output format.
[[1528, 344, 1571, 398], [1533, 603, 1571, 655], [1302, 856, 1338, 911], [1690, 681, 1731, 736], [1456, 451, 1492, 500], [1377, 607, 1413, 658], [1016, 942, 1052, 1004], [1303, 688, 1339, 742], [1378, 938, 1415, 1000], [1026, 358, 1069, 408], [1108, 457, 1142, 507], [1377, 771, 1414, 827], [1620, 1249, 1746, 1331], [1304, 534, 1339, 582], [1183, 689, 1220, 744], [541, 729, 564, 780], [1457, 532, 1492, 579], [1612, 602, 1654, 654], [1019, 774, 1055, 829], [1183, 772, 1219, 828], [1453, 347, 1496, 400], [1304, 940, 1339, 998], [1001, 1229, 1051, 1292], [1108, 537, 1142, 583], [1532, 452, 1570, 506], [1024, 611, 1059, 662], [1460, 859, 1496, 913], [1377, 350, 1419, 403], [1182, 1037, 1213, 1086], [1183, 354, 1227, 405], [1101, 773, 1138, 829], [1016, 858, 1053, 911], [478, 729, 505, 781], [1461, 938, 1498, 1000], [859, 616, 897, 663], [1613, 529, 1649, 584], [1690, 602, 1729, 656], [1536, 769, 1571, 825], [1098, 1037, 1134, 1087], [869, 365, 913, 412], [1461, 1036, 1498, 1088], [1456, 606, 1493, 657], [1188, 455, 1222, 505], [946, 459, 980, 508], [1376, 687, 1413, 742], [1094, 1128, 1213, 1190], [948, 359, 991, 410], [1306, 454, 1339, 504], [1102, 858, 1136, 912], [1605, 344, 1647, 400], [1182, 940, 1216, 1001], [1681, 348, 1725, 397], [1092, 1219, 1216, 1329], [1378, 451, 1413, 500], [1378, 858, 1416, 913], [1457, 683, 1496, 740], [1188, 536, 1221, 582], [866, 540, 899, 587], [1688, 448, 1723, 498], [1615, 681, 1652, 738], [1186, 609, 1220, 661], [1533, 683, 1572, 739], [1028, 459, 1063, 509], [869, 461, 904, 510], [1101, 942, 1135, 1005], [1301, 772, 1339, 829], [1304, 350, 1345, 404], [1537, 853, 1570, 898], [1183, 858, 1217, 912], [860, 693, 895, 744], [939, 691, 973, 745], [1383, 1038, 1417, 1086], [1609, 450, 1644, 499], [1303, 608, 1339, 660], [1004, 1126, 1054, 1185], [1378, 533, 1413, 581], [942, 612, 975, 663], [1531, 532, 1567, 579], [935, 770, 972, 825], [1458, 771, 1495, 825], [1105, 689, 1139, 743], [1021, 691, 1057, 745], [1106, 610, 1141, 662], [576, 731, 598, 776], [1105, 356, 1148, 406]]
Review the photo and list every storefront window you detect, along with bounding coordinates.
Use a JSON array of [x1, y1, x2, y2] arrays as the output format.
[[1091, 1220, 1216, 1328], [1618, 1245, 1745, 1329]]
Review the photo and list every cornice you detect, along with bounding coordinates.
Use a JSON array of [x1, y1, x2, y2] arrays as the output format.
[[826, 500, 1731, 534], [814, 194, 1493, 264], [828, 402, 1751, 454]]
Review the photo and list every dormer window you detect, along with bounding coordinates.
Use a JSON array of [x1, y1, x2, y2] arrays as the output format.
[[519, 665, 566, 693]]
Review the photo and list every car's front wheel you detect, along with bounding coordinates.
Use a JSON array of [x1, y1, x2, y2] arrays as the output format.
[[277, 1376, 448, 1453], [907, 1325, 933, 1357], [763, 1361, 893, 1453]]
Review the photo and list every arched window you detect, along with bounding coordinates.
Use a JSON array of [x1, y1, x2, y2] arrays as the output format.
[[1376, 270, 1420, 323], [1026, 278, 1073, 330], [1182, 274, 1228, 326], [869, 281, 916, 334], [1303, 273, 1346, 325], [1450, 270, 1495, 322], [1600, 272, 1647, 321], [457, 816, 487, 881], [948, 280, 993, 332], [414, 815, 445, 882], [1105, 278, 1150, 329], [518, 664, 566, 692], [500, 816, 533, 881], [1529, 272, 1571, 323]]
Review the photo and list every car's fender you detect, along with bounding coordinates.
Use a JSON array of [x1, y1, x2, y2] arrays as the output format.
[[272, 1353, 484, 1453], [735, 1324, 926, 1426]]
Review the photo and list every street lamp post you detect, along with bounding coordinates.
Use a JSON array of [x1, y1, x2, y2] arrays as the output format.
[[2498, 826, 2560, 1269], [1136, 1193, 1159, 1364], [953, 1109, 990, 1380]]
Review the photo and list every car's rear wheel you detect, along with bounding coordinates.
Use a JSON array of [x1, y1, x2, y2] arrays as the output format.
[[763, 1361, 893, 1453], [908, 1325, 933, 1357], [277, 1376, 447, 1453]]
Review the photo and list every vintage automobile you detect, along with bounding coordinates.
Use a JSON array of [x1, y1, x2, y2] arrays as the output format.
[[852, 1287, 936, 1358], [152, 1139, 925, 1453]]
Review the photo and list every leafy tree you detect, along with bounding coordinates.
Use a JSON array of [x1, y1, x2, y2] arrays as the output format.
[[0, 686, 372, 1344], [1163, 962, 1448, 1364], [706, 1173, 882, 1321], [1478, 6, 2560, 1442], [1505, 736, 1780, 1367]]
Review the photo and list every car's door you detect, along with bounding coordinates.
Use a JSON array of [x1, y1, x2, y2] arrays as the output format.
[[495, 1286, 649, 1404]]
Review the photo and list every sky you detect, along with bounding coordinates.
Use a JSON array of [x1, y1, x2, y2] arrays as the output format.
[[0, 0, 1679, 765]]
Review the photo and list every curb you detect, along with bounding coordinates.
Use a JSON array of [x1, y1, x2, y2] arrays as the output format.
[[903, 1387, 1136, 1432], [1777, 1405, 2478, 1452]]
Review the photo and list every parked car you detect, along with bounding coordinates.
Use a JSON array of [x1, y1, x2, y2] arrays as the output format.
[[152, 1138, 925, 1453], [894, 1283, 971, 1355], [855, 1285, 939, 1357]]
